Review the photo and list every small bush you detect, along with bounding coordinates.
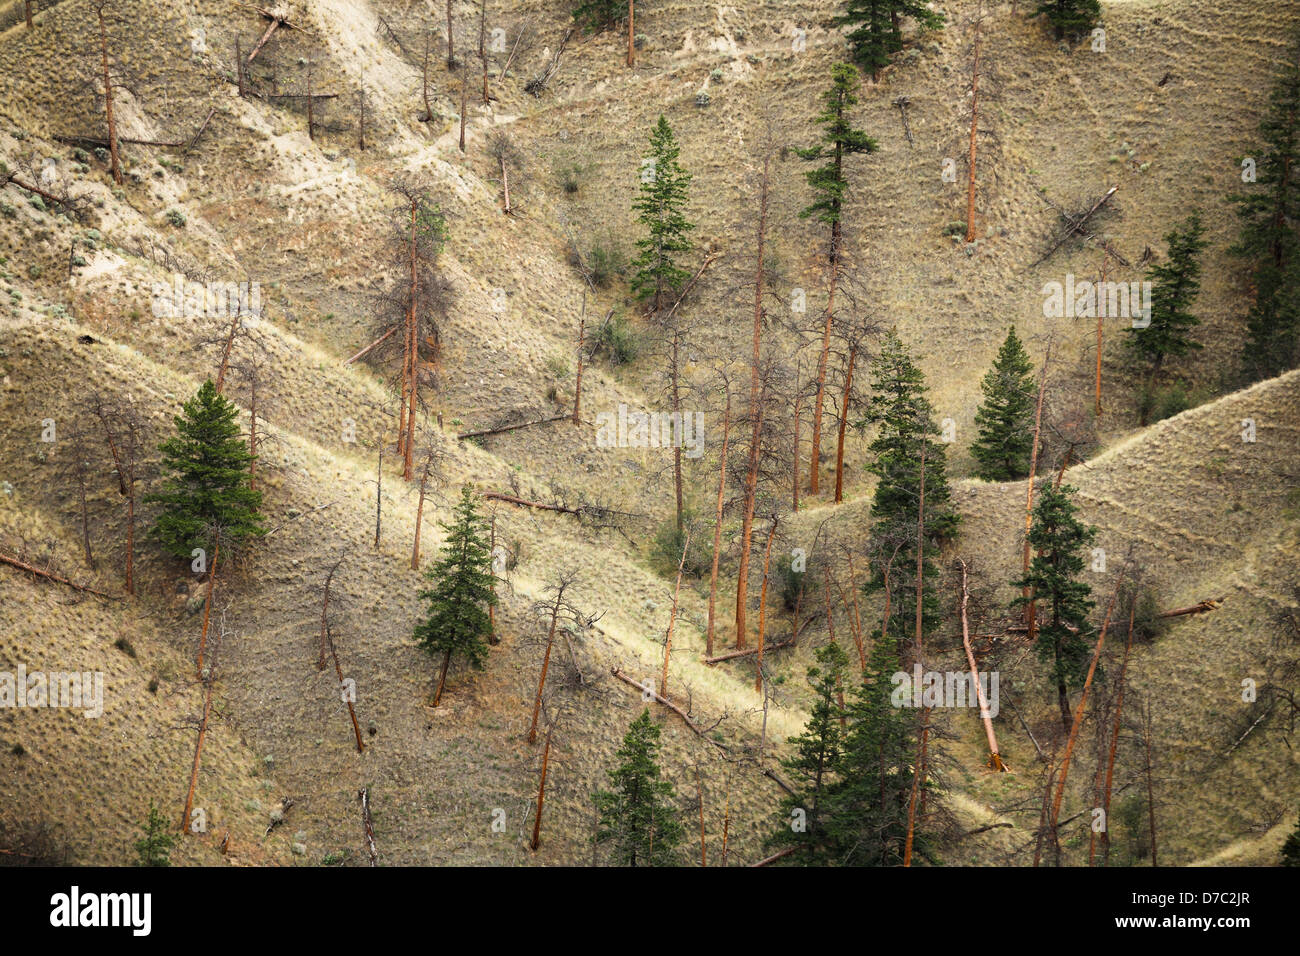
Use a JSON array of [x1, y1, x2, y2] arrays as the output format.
[[591, 313, 639, 366], [133, 801, 178, 867], [587, 239, 626, 288], [114, 636, 137, 658], [1137, 380, 1207, 424], [648, 515, 712, 578], [165, 208, 186, 228]]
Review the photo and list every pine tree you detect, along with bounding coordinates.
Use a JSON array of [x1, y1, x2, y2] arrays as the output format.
[[971, 326, 1036, 482], [631, 115, 694, 312], [595, 708, 683, 866], [1126, 212, 1207, 381], [839, 1, 944, 81], [863, 331, 959, 642], [1035, 0, 1101, 41], [133, 800, 178, 867], [147, 379, 263, 559], [797, 64, 878, 236], [414, 485, 497, 706], [768, 641, 848, 862], [572, 0, 622, 34], [1013, 483, 1096, 734], [1282, 811, 1300, 866], [824, 631, 918, 865], [1230, 45, 1300, 382]]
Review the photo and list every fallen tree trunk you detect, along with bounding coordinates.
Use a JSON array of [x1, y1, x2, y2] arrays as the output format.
[[704, 639, 794, 665], [0, 552, 116, 599], [457, 414, 567, 440], [750, 846, 801, 867], [482, 493, 578, 515], [610, 667, 728, 753]]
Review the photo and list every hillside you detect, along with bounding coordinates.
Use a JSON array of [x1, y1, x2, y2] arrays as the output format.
[[0, 0, 1297, 868]]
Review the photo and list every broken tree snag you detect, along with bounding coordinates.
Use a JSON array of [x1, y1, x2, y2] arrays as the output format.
[[359, 788, 378, 866], [1031, 185, 1119, 267], [244, 4, 305, 65], [456, 414, 567, 439], [661, 529, 692, 698], [609, 668, 728, 753], [892, 95, 914, 148], [318, 555, 342, 669], [0, 552, 115, 599], [958, 559, 1006, 771], [1048, 565, 1128, 853], [481, 492, 578, 515]]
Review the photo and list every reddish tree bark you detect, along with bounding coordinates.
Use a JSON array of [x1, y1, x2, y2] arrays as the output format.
[[706, 384, 730, 657], [834, 342, 857, 503], [530, 723, 552, 850]]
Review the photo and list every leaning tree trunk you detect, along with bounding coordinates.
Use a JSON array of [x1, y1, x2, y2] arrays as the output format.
[[432, 648, 452, 706], [530, 724, 552, 850], [528, 600, 561, 745], [705, 388, 730, 657]]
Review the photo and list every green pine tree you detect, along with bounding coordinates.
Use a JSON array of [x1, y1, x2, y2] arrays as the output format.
[[631, 115, 694, 312], [863, 331, 960, 644], [414, 485, 497, 706], [1230, 44, 1300, 382], [1126, 212, 1207, 392], [595, 708, 683, 866], [133, 800, 178, 867], [839, 1, 944, 81], [1013, 482, 1097, 734], [768, 641, 849, 863], [824, 631, 918, 865], [797, 63, 878, 262], [971, 326, 1037, 482], [572, 0, 623, 34], [147, 379, 263, 559], [1282, 811, 1300, 866], [1035, 0, 1101, 41]]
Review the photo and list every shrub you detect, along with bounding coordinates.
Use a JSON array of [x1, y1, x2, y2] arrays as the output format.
[[591, 312, 639, 365], [648, 515, 711, 578], [587, 239, 626, 288], [133, 801, 178, 867]]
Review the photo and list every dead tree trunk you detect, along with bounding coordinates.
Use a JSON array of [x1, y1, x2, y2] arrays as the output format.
[[318, 555, 342, 670], [446, 0, 455, 69], [373, 443, 383, 549], [1101, 598, 1135, 866], [627, 0, 635, 67], [97, 4, 123, 186], [735, 157, 770, 649], [359, 787, 378, 865], [422, 33, 435, 121], [809, 222, 841, 496], [1048, 569, 1127, 854], [458, 60, 468, 153], [706, 384, 730, 658], [180, 659, 216, 833], [573, 294, 587, 424], [25, 0, 34, 29], [661, 529, 691, 698], [528, 598, 561, 745], [791, 363, 802, 513], [670, 326, 684, 532], [530, 723, 552, 850], [327, 623, 365, 753], [834, 342, 857, 503], [754, 516, 777, 694], [195, 535, 219, 679], [411, 446, 434, 570], [958, 559, 1006, 770], [1095, 249, 1107, 416], [1143, 702, 1158, 866], [963, 7, 981, 244], [695, 764, 707, 866]]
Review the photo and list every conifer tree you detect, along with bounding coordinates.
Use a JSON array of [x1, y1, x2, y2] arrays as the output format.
[[133, 800, 178, 867], [800, 63, 877, 496], [839, 1, 944, 81], [572, 0, 622, 34], [147, 379, 263, 559], [595, 708, 683, 866], [1230, 45, 1300, 382], [1013, 483, 1096, 734], [971, 326, 1036, 482], [1035, 0, 1101, 41], [631, 115, 694, 312], [824, 631, 917, 864], [1126, 212, 1207, 384], [414, 485, 497, 706], [768, 641, 848, 862], [863, 331, 959, 643], [1282, 811, 1300, 866]]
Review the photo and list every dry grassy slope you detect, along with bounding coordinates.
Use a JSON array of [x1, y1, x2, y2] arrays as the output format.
[[0, 0, 1296, 865]]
